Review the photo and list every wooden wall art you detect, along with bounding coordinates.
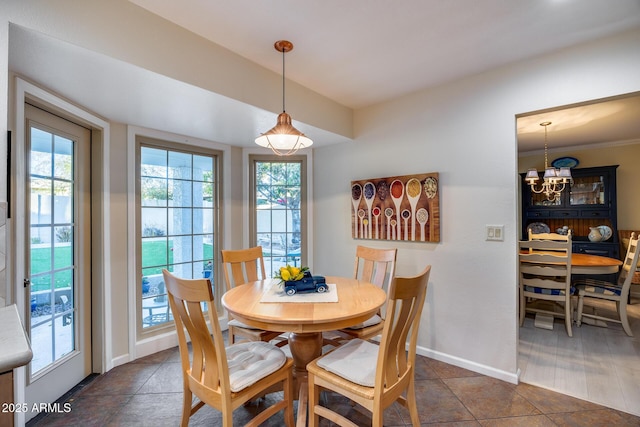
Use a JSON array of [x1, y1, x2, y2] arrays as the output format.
[[351, 172, 440, 242]]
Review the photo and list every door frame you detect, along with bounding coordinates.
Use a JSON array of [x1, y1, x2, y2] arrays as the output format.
[[12, 77, 112, 426]]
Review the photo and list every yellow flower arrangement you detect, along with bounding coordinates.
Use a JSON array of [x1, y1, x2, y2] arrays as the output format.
[[274, 265, 309, 283]]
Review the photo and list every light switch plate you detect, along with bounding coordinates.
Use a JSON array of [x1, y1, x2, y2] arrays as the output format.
[[486, 225, 504, 241]]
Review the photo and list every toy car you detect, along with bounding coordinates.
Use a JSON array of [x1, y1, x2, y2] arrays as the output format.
[[284, 271, 327, 295]]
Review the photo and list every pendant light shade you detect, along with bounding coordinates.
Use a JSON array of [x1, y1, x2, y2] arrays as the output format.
[[255, 40, 313, 156], [254, 112, 312, 154]]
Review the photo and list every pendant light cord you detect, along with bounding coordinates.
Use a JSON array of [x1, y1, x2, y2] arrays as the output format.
[[540, 121, 551, 169], [281, 46, 286, 113]]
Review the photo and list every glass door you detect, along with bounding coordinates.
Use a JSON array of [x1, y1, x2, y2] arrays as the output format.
[[24, 104, 91, 420]]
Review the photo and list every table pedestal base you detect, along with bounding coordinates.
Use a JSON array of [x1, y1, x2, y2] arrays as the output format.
[[287, 332, 323, 427], [288, 332, 323, 387]]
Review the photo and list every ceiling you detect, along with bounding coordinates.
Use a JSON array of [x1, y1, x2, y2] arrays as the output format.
[[517, 94, 640, 152], [9, 1, 640, 150]]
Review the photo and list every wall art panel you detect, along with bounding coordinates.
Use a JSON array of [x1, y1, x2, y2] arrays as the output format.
[[351, 172, 440, 242]]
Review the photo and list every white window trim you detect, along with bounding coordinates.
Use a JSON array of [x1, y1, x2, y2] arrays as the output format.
[[126, 126, 232, 361], [242, 147, 314, 271]]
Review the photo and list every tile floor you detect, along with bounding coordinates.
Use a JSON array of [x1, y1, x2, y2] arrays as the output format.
[[27, 344, 640, 427]]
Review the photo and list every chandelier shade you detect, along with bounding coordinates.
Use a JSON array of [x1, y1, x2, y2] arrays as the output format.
[[255, 40, 313, 156], [525, 121, 572, 202]]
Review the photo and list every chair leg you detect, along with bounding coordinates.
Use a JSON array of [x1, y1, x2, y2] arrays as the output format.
[[283, 371, 295, 427], [576, 293, 584, 327], [519, 287, 526, 326], [308, 374, 320, 427], [619, 301, 633, 337], [564, 298, 573, 337], [180, 389, 192, 427], [372, 406, 384, 427], [406, 378, 420, 427]]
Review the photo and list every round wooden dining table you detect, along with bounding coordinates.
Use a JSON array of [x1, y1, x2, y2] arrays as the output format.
[[221, 276, 386, 381], [222, 276, 386, 426], [569, 253, 622, 274], [519, 251, 622, 275]]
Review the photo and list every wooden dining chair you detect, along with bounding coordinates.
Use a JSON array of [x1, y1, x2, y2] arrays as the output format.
[[519, 235, 574, 336], [575, 232, 639, 336], [336, 245, 397, 341], [619, 229, 640, 299], [162, 269, 294, 427], [220, 246, 285, 346], [307, 265, 431, 427]]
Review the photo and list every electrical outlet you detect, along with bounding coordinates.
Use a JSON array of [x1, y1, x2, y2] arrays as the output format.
[[486, 225, 504, 241]]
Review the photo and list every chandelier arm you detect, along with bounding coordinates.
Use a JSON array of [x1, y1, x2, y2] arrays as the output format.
[[528, 184, 546, 195]]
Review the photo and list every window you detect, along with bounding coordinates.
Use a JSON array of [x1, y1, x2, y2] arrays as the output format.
[[250, 156, 307, 277], [136, 138, 220, 332]]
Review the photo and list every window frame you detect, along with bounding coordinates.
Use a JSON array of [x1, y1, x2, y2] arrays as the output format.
[[135, 135, 222, 338], [248, 154, 309, 275]]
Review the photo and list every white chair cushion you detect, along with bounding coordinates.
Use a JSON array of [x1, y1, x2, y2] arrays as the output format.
[[316, 338, 378, 387], [228, 318, 260, 330], [226, 341, 286, 392], [346, 314, 382, 330]]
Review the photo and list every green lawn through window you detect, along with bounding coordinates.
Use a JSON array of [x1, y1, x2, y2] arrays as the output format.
[[31, 242, 214, 291]]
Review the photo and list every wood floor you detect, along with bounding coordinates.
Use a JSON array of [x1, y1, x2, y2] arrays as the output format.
[[519, 294, 640, 417]]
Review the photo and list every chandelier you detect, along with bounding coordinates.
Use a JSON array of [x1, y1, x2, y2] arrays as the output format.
[[255, 40, 313, 156], [524, 121, 572, 202]]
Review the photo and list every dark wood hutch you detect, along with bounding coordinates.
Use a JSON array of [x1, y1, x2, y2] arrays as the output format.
[[521, 165, 619, 259]]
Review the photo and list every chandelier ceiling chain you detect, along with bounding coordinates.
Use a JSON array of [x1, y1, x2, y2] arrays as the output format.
[[524, 121, 573, 202], [255, 40, 313, 156]]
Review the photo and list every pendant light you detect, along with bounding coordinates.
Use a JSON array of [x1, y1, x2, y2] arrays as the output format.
[[255, 40, 313, 156], [524, 121, 572, 202]]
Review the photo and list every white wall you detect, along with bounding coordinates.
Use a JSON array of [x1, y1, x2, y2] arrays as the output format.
[[313, 28, 640, 381]]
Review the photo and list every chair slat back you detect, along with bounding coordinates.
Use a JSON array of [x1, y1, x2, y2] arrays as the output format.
[[519, 238, 572, 290], [221, 246, 266, 292], [529, 230, 572, 242], [618, 232, 639, 289], [162, 269, 229, 393], [353, 245, 397, 288], [375, 265, 430, 396]]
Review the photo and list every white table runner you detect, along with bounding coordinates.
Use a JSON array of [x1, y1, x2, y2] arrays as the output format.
[[260, 282, 338, 303]]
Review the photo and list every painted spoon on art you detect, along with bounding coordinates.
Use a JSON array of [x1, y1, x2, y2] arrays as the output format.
[[372, 206, 381, 239], [358, 209, 366, 239], [405, 178, 421, 241], [416, 207, 429, 241], [390, 180, 404, 240], [384, 207, 394, 240], [351, 184, 362, 238], [363, 182, 376, 239], [401, 209, 411, 241], [390, 218, 397, 240]]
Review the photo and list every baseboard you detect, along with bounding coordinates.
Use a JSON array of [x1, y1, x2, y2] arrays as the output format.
[[416, 345, 519, 385], [135, 330, 180, 360], [111, 353, 131, 368], [122, 315, 229, 365]]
